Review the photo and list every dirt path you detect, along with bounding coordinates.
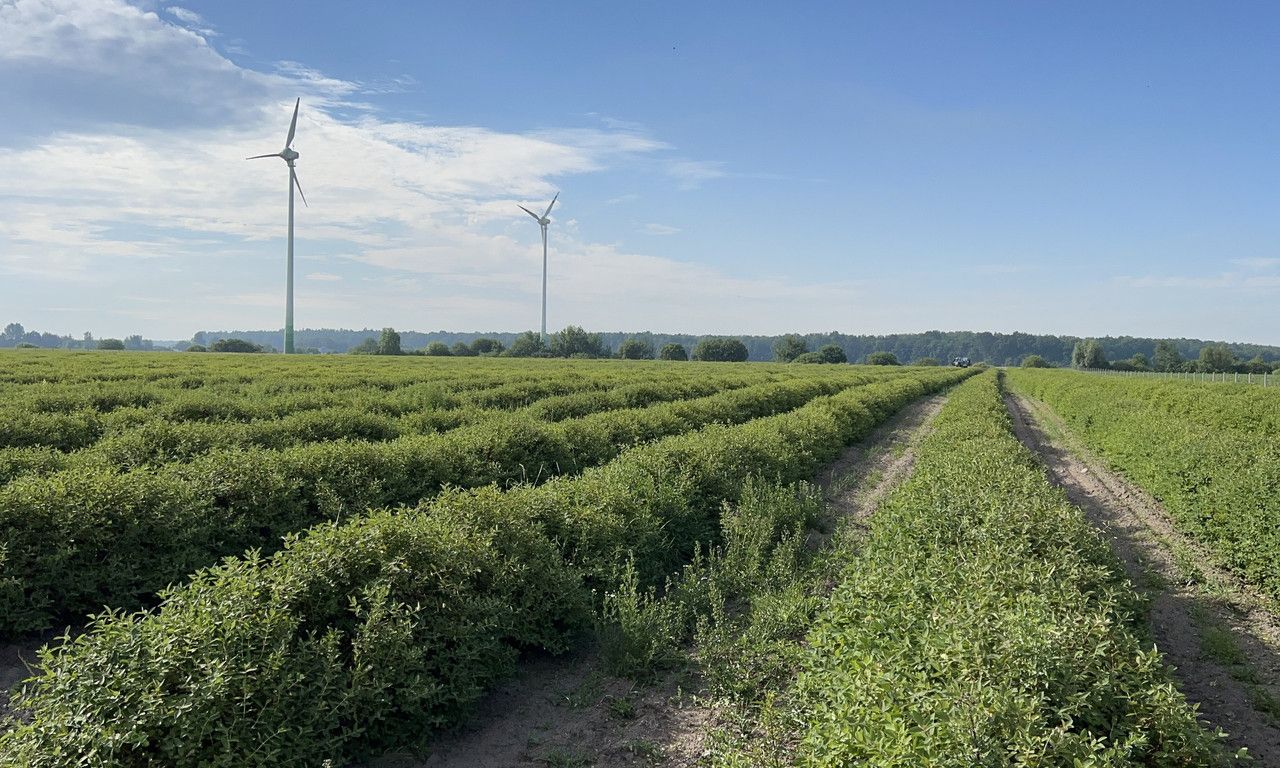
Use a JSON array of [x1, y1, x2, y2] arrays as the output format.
[[369, 393, 950, 768], [1004, 390, 1280, 763]]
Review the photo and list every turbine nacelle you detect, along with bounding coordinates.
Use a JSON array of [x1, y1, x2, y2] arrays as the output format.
[[281, 147, 299, 162]]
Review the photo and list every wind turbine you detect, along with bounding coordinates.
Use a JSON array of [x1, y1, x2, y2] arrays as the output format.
[[518, 192, 558, 342], [247, 98, 307, 354]]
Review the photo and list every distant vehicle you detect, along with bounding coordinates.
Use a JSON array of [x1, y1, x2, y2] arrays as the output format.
[[951, 356, 972, 368]]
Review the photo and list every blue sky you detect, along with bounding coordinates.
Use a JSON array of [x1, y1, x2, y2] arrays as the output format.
[[1, 0, 1277, 343]]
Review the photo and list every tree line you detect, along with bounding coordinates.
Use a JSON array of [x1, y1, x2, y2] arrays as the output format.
[[1021, 339, 1280, 374]]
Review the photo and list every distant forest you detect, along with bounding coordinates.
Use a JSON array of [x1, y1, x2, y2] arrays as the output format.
[[5, 322, 1279, 366], [187, 328, 1280, 366]]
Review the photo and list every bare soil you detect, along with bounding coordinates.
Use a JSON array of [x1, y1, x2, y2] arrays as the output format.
[[1005, 390, 1280, 763], [370, 394, 950, 768]]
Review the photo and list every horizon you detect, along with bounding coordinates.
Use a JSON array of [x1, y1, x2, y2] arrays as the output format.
[[3, 1, 1278, 343]]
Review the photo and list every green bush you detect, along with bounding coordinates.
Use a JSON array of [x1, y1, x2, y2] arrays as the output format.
[[693, 337, 749, 362], [659, 343, 688, 361], [0, 368, 974, 765]]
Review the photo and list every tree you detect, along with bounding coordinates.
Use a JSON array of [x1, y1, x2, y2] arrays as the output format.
[[1127, 352, 1150, 371], [16, 342, 38, 349], [866, 351, 900, 366], [1020, 354, 1052, 368], [377, 328, 402, 356], [2, 323, 24, 342], [450, 341, 477, 357], [1071, 339, 1107, 369], [1153, 340, 1183, 372], [912, 357, 941, 366], [348, 337, 379, 355], [617, 338, 655, 360], [549, 326, 609, 358], [423, 341, 452, 356], [772, 334, 808, 363], [692, 337, 749, 362], [210, 338, 264, 353], [507, 331, 545, 357], [124, 334, 145, 351], [185, 344, 207, 352], [659, 342, 688, 361], [96, 338, 126, 350], [471, 338, 504, 356], [815, 344, 847, 363], [1244, 355, 1271, 375], [1198, 344, 1236, 373]]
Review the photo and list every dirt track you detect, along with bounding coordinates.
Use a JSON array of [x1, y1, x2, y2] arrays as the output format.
[[371, 393, 950, 768], [1005, 390, 1280, 763]]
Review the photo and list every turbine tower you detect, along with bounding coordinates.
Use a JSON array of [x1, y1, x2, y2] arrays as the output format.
[[248, 98, 307, 354], [518, 192, 558, 342]]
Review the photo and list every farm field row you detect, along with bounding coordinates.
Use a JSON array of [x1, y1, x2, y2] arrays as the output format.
[[0, 365, 977, 765], [1, 363, 912, 635], [711, 371, 1225, 765], [1007, 369, 1280, 601]]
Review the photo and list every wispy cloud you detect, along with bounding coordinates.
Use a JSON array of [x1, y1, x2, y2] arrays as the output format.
[[643, 223, 681, 236], [665, 159, 727, 189], [1231, 257, 1280, 270]]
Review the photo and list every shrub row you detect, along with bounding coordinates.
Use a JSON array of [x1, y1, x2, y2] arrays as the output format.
[[1008, 369, 1280, 602], [0, 368, 974, 766], [0, 373, 880, 635], [715, 372, 1223, 766]]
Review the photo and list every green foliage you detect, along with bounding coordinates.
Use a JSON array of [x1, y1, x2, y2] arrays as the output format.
[[348, 337, 378, 355], [96, 338, 125, 350], [377, 328, 402, 356], [210, 338, 265, 354], [617, 338, 655, 360], [184, 344, 207, 352], [865, 351, 899, 365], [450, 340, 477, 357], [549, 326, 609, 358], [658, 343, 688, 361], [911, 356, 940, 366], [506, 331, 545, 357], [1198, 344, 1236, 373], [815, 344, 846, 364], [1154, 340, 1184, 372], [0, 367, 975, 765], [772, 334, 809, 363], [0, 364, 906, 633], [1009, 369, 1280, 603], [1070, 338, 1107, 369], [720, 373, 1224, 765], [470, 338, 504, 356], [692, 337, 748, 362], [423, 341, 452, 356], [1020, 354, 1052, 368]]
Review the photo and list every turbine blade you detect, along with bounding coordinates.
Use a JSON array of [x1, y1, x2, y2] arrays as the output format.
[[246, 153, 280, 160], [286, 98, 300, 148], [518, 204, 541, 221], [542, 192, 558, 218], [292, 168, 308, 207]]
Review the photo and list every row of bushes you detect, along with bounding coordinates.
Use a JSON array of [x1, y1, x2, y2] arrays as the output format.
[[0, 361, 780, 455], [0, 367, 974, 766], [0, 376, 754, 483], [713, 372, 1223, 765], [0, 372, 885, 635], [1009, 369, 1280, 601]]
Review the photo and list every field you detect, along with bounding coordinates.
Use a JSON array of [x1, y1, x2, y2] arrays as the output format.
[[2, 354, 1278, 765]]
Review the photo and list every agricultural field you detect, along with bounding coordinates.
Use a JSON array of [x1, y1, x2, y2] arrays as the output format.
[[1007, 369, 1280, 600], [0, 350, 971, 764], [3, 354, 1278, 765]]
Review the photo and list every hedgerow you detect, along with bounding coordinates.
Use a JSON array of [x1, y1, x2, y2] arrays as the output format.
[[0, 367, 974, 766], [0, 373, 879, 634], [1008, 369, 1280, 602], [710, 372, 1224, 766]]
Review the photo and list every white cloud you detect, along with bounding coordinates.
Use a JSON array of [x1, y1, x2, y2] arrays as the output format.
[[1231, 257, 1280, 270], [0, 0, 865, 338], [665, 159, 726, 189], [643, 223, 681, 235]]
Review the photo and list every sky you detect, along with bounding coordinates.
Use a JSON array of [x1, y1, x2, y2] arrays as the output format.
[[1, 0, 1278, 343]]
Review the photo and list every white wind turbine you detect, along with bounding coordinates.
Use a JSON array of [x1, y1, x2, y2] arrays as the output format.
[[247, 98, 307, 354], [518, 192, 558, 342]]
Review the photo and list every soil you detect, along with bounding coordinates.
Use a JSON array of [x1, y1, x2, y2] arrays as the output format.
[[1005, 390, 1280, 763], [0, 631, 64, 729], [367, 394, 951, 768]]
